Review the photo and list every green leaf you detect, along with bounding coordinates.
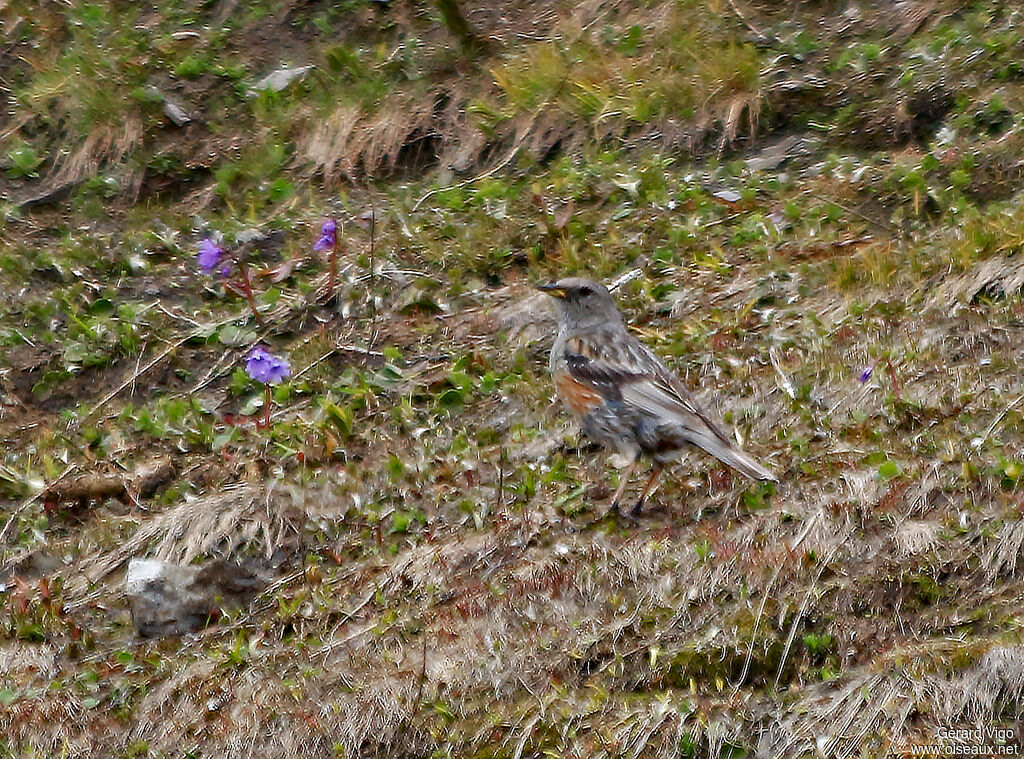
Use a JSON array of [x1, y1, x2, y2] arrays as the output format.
[[218, 324, 258, 347], [447, 370, 473, 392], [240, 394, 264, 416], [437, 388, 465, 407], [228, 367, 252, 395], [742, 480, 775, 510], [391, 512, 412, 532], [212, 429, 239, 450], [877, 460, 902, 479], [322, 401, 354, 438], [4, 143, 44, 178], [1001, 457, 1023, 482], [89, 298, 114, 315]]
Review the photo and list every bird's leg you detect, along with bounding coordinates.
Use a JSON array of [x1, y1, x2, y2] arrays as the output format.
[[608, 460, 637, 515], [632, 464, 663, 516]]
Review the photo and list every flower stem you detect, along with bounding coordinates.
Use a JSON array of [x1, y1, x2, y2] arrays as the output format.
[[263, 384, 272, 429], [327, 238, 337, 302], [368, 206, 376, 322], [237, 260, 264, 326], [886, 359, 901, 401]]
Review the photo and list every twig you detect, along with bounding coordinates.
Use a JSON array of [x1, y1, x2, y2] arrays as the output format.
[[770, 345, 796, 399], [317, 582, 387, 660], [90, 315, 243, 416], [42, 457, 175, 510], [154, 302, 202, 328], [178, 348, 234, 398], [353, 268, 434, 284], [81, 336, 194, 421], [774, 541, 837, 690], [608, 268, 643, 292], [790, 508, 821, 551], [733, 561, 781, 694], [334, 342, 385, 358], [821, 197, 899, 237], [368, 198, 377, 321], [412, 139, 523, 212], [292, 343, 386, 382], [13, 329, 35, 347], [975, 393, 1024, 448], [733, 510, 819, 695], [129, 341, 146, 400]]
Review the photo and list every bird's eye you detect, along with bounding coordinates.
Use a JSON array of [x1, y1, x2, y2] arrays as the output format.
[[577, 286, 593, 296]]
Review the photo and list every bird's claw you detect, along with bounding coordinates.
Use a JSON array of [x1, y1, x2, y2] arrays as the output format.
[[630, 499, 645, 518], [612, 500, 641, 525]]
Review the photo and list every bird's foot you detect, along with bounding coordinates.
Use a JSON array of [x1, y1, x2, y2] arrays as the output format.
[[630, 497, 646, 518], [609, 499, 641, 525]]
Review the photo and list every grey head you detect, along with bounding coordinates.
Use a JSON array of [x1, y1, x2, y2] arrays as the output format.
[[536, 276, 622, 330]]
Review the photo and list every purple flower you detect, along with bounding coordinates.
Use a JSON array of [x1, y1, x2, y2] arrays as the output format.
[[858, 365, 873, 383], [313, 219, 337, 252], [197, 238, 224, 273], [246, 347, 291, 385]]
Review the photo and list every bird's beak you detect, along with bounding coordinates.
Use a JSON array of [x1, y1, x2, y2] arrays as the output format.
[[536, 282, 567, 299]]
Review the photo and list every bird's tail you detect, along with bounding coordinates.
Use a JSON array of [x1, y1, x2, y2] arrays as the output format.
[[687, 428, 778, 482], [712, 443, 778, 482]]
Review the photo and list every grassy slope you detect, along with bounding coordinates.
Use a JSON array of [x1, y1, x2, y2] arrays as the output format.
[[4, 0, 1024, 756]]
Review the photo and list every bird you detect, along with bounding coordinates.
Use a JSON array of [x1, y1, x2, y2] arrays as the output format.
[[538, 276, 777, 516]]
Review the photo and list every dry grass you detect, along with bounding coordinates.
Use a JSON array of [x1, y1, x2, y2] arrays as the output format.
[[303, 96, 441, 182], [8, 463, 1021, 756], [48, 121, 143, 189]]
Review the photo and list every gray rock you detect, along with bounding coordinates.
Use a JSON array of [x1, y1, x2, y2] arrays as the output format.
[[745, 133, 819, 173], [127, 558, 267, 638], [396, 285, 446, 315], [162, 99, 192, 126], [142, 86, 192, 126], [248, 66, 313, 96], [233, 227, 267, 244]]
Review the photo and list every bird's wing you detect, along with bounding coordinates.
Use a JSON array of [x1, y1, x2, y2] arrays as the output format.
[[564, 329, 732, 447], [564, 328, 777, 481]]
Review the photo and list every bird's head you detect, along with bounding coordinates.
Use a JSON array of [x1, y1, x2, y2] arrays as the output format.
[[536, 277, 620, 329]]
